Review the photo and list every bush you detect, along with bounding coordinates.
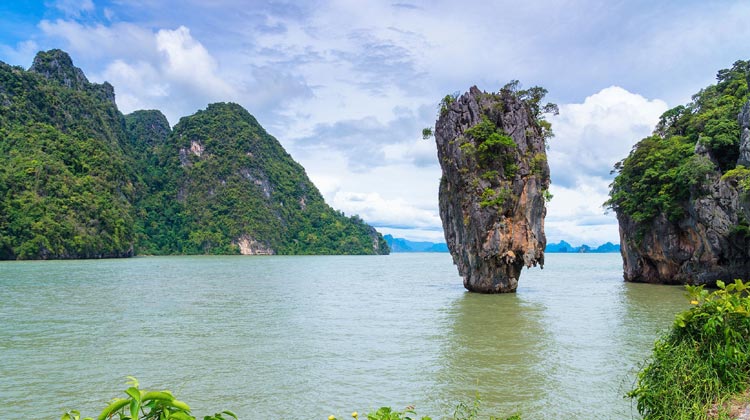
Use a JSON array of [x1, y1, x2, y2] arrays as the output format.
[[628, 280, 750, 419], [328, 394, 520, 420], [61, 377, 236, 420]]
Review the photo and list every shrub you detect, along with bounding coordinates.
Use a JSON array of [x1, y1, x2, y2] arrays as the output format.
[[61, 377, 236, 420], [628, 280, 750, 419]]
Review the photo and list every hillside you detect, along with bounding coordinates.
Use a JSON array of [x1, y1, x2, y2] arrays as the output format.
[[0, 50, 388, 259], [607, 60, 750, 284]]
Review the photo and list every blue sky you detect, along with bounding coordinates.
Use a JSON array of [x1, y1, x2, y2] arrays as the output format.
[[2, 0, 749, 245]]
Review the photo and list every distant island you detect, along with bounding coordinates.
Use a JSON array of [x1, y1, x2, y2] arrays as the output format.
[[544, 240, 620, 253], [384, 235, 619, 254], [383, 235, 449, 252]]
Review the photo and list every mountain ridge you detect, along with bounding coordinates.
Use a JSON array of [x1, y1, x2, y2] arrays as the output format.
[[0, 49, 389, 259]]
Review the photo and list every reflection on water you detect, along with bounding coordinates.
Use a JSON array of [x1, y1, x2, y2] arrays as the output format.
[[0, 253, 688, 419], [436, 292, 549, 417]]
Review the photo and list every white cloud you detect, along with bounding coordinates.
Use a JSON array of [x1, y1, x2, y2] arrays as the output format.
[[548, 86, 668, 188], [0, 40, 39, 67], [154, 26, 233, 100], [51, 0, 94, 18], [332, 191, 441, 230], [34, 20, 311, 125], [541, 86, 668, 246]]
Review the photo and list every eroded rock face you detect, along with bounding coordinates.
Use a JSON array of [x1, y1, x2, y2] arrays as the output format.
[[435, 86, 551, 293], [617, 101, 750, 285]]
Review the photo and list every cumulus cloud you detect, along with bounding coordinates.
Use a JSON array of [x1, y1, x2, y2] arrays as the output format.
[[154, 26, 233, 98], [547, 86, 668, 188], [31, 20, 313, 125], [542, 87, 667, 246]]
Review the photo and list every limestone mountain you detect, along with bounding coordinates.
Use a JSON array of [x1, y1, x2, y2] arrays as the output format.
[[0, 49, 388, 259], [433, 83, 553, 293], [0, 49, 138, 259], [607, 60, 750, 285], [135, 102, 389, 255]]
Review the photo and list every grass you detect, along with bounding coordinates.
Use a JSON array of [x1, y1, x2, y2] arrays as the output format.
[[628, 280, 750, 419]]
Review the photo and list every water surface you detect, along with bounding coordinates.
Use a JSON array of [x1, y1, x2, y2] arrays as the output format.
[[0, 253, 688, 419]]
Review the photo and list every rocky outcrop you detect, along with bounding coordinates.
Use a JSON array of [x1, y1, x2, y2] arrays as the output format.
[[29, 49, 116, 106], [618, 176, 750, 285], [617, 100, 750, 285], [434, 85, 551, 293], [233, 235, 275, 255], [739, 102, 750, 167]]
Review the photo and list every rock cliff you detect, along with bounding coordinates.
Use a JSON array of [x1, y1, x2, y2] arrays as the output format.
[[434, 84, 552, 293], [609, 60, 750, 285]]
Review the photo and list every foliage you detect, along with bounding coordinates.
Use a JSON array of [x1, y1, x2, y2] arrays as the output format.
[[61, 377, 236, 420], [628, 280, 750, 419], [140, 102, 388, 256], [722, 165, 750, 192], [328, 395, 520, 420], [0, 57, 139, 259], [421, 127, 433, 140], [464, 116, 517, 172], [608, 60, 750, 230], [479, 187, 510, 209], [439, 92, 460, 116]]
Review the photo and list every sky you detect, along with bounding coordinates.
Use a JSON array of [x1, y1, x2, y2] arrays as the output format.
[[1, 1, 749, 246]]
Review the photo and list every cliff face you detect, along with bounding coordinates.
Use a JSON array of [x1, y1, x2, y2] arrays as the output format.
[[609, 61, 750, 285], [434, 85, 551, 293], [617, 163, 750, 285]]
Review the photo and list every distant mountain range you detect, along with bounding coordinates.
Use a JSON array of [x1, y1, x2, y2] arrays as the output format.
[[384, 235, 620, 254], [544, 240, 620, 253], [383, 235, 449, 252]]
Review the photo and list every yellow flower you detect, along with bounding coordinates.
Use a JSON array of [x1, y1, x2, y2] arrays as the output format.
[[691, 300, 699, 305], [352, 412, 358, 418]]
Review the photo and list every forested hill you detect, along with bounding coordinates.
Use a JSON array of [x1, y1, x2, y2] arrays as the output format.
[[0, 49, 389, 259]]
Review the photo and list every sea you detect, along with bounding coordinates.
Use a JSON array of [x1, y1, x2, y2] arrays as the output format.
[[0, 253, 688, 419]]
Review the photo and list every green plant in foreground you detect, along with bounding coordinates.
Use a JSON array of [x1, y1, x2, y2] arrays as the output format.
[[327, 394, 520, 420], [62, 377, 236, 420], [628, 279, 750, 420]]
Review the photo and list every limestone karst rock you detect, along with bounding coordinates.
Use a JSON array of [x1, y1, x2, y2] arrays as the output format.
[[609, 61, 750, 285], [434, 84, 552, 293]]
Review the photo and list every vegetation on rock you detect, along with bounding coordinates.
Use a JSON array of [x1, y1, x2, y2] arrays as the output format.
[[607, 60, 749, 227]]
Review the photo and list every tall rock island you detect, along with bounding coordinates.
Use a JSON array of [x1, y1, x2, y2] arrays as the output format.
[[434, 83, 553, 293], [608, 60, 750, 285]]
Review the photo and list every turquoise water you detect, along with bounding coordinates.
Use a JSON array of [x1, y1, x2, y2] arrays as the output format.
[[0, 253, 687, 419]]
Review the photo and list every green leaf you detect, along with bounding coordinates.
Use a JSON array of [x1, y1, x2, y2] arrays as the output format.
[[126, 376, 139, 389], [125, 386, 142, 402], [130, 398, 140, 420], [168, 411, 194, 420], [97, 399, 129, 420]]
